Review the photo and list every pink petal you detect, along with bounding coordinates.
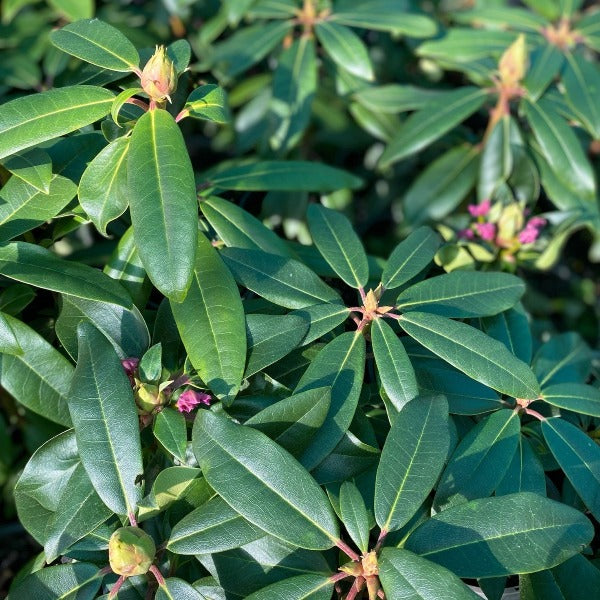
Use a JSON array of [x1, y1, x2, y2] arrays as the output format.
[[475, 222, 496, 241]]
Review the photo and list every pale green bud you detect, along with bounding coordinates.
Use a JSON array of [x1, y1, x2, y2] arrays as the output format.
[[140, 45, 177, 102], [108, 527, 156, 577]]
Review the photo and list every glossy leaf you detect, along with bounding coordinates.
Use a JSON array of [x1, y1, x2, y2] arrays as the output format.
[[290, 303, 349, 346], [379, 548, 480, 600], [542, 417, 600, 521], [78, 136, 129, 235], [562, 52, 600, 139], [183, 84, 230, 123], [222, 247, 341, 309], [480, 306, 532, 365], [0, 242, 132, 307], [354, 85, 447, 113], [170, 234, 246, 403], [153, 408, 188, 463], [339, 481, 370, 553], [68, 323, 143, 516], [434, 410, 520, 509], [128, 108, 198, 301], [295, 332, 366, 470], [155, 578, 206, 600], [0, 86, 114, 160], [533, 332, 591, 387], [399, 312, 541, 399], [244, 574, 334, 600], [376, 396, 449, 532], [192, 410, 340, 550], [2, 147, 52, 193], [406, 492, 594, 578], [307, 204, 368, 289], [523, 44, 564, 101], [478, 115, 512, 201], [495, 435, 546, 497], [50, 19, 139, 72], [168, 496, 264, 555], [542, 383, 600, 417], [48, 0, 93, 21]]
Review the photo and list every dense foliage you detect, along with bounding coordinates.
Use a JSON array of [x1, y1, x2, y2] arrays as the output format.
[[0, 1, 599, 599]]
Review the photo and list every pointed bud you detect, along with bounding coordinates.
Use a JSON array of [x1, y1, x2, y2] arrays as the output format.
[[361, 551, 379, 577], [140, 45, 177, 102], [109, 527, 156, 577], [499, 34, 527, 87], [364, 289, 378, 313], [496, 203, 524, 248]]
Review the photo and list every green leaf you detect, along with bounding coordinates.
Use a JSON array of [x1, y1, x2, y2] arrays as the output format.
[[480, 306, 532, 364], [339, 481, 370, 553], [78, 136, 129, 235], [354, 85, 447, 114], [153, 408, 188, 463], [399, 312, 541, 399], [139, 343, 162, 382], [434, 409, 520, 509], [50, 19, 139, 72], [523, 98, 596, 201], [192, 410, 340, 550], [381, 226, 440, 290], [379, 88, 487, 167], [128, 109, 198, 302], [155, 578, 206, 600], [375, 396, 449, 533], [496, 435, 546, 496], [523, 44, 564, 101], [562, 52, 600, 139], [10, 563, 102, 600], [55, 294, 150, 360], [0, 85, 114, 160], [167, 39, 192, 73], [542, 417, 600, 521], [0, 313, 73, 426], [315, 21, 373, 80], [201, 196, 293, 257], [68, 322, 143, 516], [478, 115, 513, 201], [290, 304, 349, 346], [533, 332, 591, 387], [379, 548, 480, 600], [48, 0, 93, 21], [245, 314, 309, 377], [203, 160, 363, 192], [406, 492, 594, 578], [168, 495, 265, 555], [0, 310, 22, 355], [111, 87, 144, 124], [244, 574, 334, 600], [183, 84, 231, 123], [542, 383, 600, 417], [295, 332, 366, 470], [222, 247, 341, 309], [0, 174, 76, 242], [2, 147, 52, 193], [269, 36, 317, 152], [451, 7, 549, 31], [170, 233, 246, 403], [372, 318, 418, 414], [0, 241, 133, 308], [307, 204, 368, 289], [396, 272, 525, 318]]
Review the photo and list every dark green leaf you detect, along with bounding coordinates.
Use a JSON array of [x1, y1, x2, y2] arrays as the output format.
[[156, 578, 206, 600], [495, 435, 546, 496], [244, 574, 334, 600], [562, 52, 600, 139], [542, 383, 600, 417], [523, 44, 564, 101], [339, 481, 370, 553], [478, 115, 512, 201], [354, 85, 447, 114], [533, 332, 591, 387], [153, 408, 188, 463], [2, 147, 52, 193], [290, 304, 349, 346], [480, 307, 532, 365], [183, 84, 231, 123]]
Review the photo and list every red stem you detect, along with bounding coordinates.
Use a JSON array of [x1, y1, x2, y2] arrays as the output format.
[[359, 287, 367, 303], [175, 109, 189, 123], [149, 565, 166, 587], [524, 407, 546, 421], [108, 575, 126, 599], [346, 577, 365, 600], [336, 539, 361, 562], [382, 312, 401, 321], [330, 572, 351, 583], [125, 98, 150, 112], [128, 512, 137, 527], [374, 528, 387, 552]]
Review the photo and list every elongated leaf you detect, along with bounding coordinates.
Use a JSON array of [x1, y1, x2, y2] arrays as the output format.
[[48, 0, 93, 21], [354, 85, 446, 113], [291, 303, 349, 346], [478, 115, 512, 201], [128, 109, 198, 301], [434, 410, 520, 509], [78, 136, 129, 235], [183, 84, 230, 123], [523, 43, 564, 101], [542, 383, 600, 417], [315, 21, 373, 80], [201, 195, 292, 257], [523, 98, 596, 201], [170, 234, 246, 403], [168, 496, 264, 554], [222, 247, 341, 309], [406, 492, 594, 578], [0, 86, 114, 160], [244, 574, 334, 600], [0, 241, 133, 308], [0, 313, 72, 425], [192, 410, 340, 550], [339, 481, 370, 553], [562, 52, 600, 139], [533, 332, 591, 387], [2, 147, 52, 193], [153, 408, 187, 463], [372, 318, 418, 413], [542, 417, 600, 521], [376, 396, 449, 532], [10, 563, 102, 600], [379, 548, 480, 600], [397, 272, 524, 318], [379, 88, 487, 167], [68, 323, 143, 516], [495, 435, 546, 496], [295, 332, 366, 470], [204, 160, 363, 192], [0, 174, 76, 242], [480, 306, 532, 364], [382, 227, 439, 290], [50, 19, 139, 72], [451, 7, 549, 30], [399, 312, 541, 399], [155, 578, 206, 600], [246, 387, 331, 457], [307, 204, 368, 288]]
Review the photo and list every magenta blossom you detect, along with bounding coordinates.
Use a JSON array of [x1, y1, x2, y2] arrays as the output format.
[[468, 199, 491, 217], [458, 228, 475, 240], [121, 358, 139, 386], [176, 389, 212, 413], [518, 217, 546, 244], [475, 222, 496, 241]]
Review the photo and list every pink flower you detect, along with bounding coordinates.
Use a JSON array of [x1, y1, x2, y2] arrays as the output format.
[[468, 199, 491, 217], [458, 228, 475, 240], [121, 358, 139, 386], [475, 222, 496, 241], [176, 389, 212, 413], [518, 217, 546, 244]]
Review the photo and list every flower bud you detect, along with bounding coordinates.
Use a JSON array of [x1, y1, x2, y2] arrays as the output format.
[[140, 45, 177, 102], [108, 527, 156, 577], [499, 34, 527, 87], [135, 382, 166, 415], [362, 551, 379, 577], [496, 203, 524, 249]]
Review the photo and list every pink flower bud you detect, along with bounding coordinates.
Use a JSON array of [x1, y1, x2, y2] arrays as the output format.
[[458, 228, 475, 240], [121, 358, 139, 386], [475, 222, 496, 241], [176, 389, 212, 413], [468, 199, 491, 217], [140, 45, 178, 102]]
